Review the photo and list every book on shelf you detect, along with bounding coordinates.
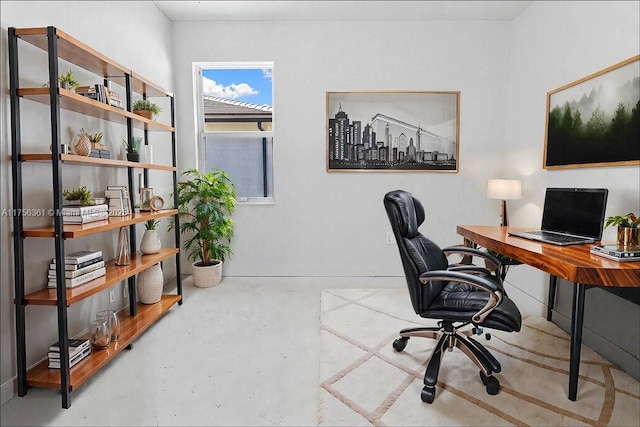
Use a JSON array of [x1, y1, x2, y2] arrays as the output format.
[[50, 256, 104, 271], [590, 247, 640, 262], [105, 186, 131, 216], [47, 266, 107, 288], [49, 338, 90, 353], [61, 204, 109, 216], [48, 260, 105, 279], [48, 346, 92, 369], [62, 210, 109, 224], [52, 250, 103, 265]]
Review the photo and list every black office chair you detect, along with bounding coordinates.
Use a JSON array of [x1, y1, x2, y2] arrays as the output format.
[[384, 190, 522, 403]]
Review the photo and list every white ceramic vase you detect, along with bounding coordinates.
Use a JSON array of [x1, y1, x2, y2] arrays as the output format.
[[137, 263, 163, 304], [192, 260, 222, 288], [140, 229, 161, 254]]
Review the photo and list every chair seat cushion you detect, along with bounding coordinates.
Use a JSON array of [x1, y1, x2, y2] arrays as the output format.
[[421, 280, 522, 332]]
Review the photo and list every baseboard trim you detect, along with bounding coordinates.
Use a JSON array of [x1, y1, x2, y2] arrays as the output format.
[[1, 376, 17, 407]]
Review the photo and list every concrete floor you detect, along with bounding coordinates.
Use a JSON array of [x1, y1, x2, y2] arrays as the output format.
[[0, 276, 404, 426]]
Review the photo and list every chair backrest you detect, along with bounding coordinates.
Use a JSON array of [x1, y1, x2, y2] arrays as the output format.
[[384, 190, 449, 314]]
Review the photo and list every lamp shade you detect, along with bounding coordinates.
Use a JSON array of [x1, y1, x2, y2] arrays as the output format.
[[487, 179, 522, 200]]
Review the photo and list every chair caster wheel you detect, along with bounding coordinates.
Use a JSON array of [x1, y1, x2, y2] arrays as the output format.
[[480, 371, 500, 395], [393, 337, 409, 352], [421, 386, 436, 403]]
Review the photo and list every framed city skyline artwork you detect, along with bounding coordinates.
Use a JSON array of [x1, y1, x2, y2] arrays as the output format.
[[326, 91, 460, 172], [544, 55, 640, 169]]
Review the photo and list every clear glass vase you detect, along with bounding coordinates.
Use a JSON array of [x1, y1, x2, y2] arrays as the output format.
[[96, 310, 120, 342], [89, 319, 111, 350], [115, 227, 130, 266]]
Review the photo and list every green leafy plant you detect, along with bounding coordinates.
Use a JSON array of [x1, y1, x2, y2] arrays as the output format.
[[80, 128, 102, 144], [122, 137, 140, 154], [145, 219, 159, 230], [58, 70, 79, 89], [132, 99, 162, 115], [62, 186, 91, 205], [172, 168, 236, 265], [605, 213, 640, 228]]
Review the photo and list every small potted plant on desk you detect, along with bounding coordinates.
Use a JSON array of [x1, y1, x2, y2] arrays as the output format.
[[132, 99, 162, 120], [172, 168, 236, 288], [605, 213, 640, 248], [123, 137, 141, 162]]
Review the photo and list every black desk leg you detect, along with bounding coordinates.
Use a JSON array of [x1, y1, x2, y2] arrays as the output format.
[[568, 282, 586, 401], [547, 275, 558, 321]]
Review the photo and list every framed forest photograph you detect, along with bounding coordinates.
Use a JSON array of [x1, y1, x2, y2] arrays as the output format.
[[326, 91, 460, 172], [544, 55, 640, 169]]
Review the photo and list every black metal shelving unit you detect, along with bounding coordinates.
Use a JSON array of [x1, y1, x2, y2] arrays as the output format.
[[8, 26, 183, 409]]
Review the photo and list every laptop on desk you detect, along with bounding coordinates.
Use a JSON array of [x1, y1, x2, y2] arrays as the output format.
[[508, 188, 609, 246]]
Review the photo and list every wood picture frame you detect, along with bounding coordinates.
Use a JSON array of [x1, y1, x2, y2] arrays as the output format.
[[326, 91, 460, 172], [544, 55, 640, 169]]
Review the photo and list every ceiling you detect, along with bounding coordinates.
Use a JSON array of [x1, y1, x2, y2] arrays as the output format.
[[153, 1, 533, 22]]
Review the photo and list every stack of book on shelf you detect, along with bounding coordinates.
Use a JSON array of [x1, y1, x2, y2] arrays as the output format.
[[48, 338, 91, 369], [61, 204, 109, 224], [75, 84, 122, 109], [105, 186, 131, 217], [48, 250, 106, 288], [590, 244, 640, 262]]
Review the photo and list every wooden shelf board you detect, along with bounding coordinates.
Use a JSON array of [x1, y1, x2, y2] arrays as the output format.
[[24, 249, 179, 306], [17, 88, 174, 132], [25, 295, 181, 389], [15, 27, 129, 81], [14, 28, 172, 98], [22, 210, 178, 238], [20, 153, 176, 171]]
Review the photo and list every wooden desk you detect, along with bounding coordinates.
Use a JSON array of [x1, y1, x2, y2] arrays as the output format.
[[457, 225, 640, 401]]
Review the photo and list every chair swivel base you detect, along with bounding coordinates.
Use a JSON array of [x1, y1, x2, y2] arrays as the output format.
[[393, 323, 502, 403]]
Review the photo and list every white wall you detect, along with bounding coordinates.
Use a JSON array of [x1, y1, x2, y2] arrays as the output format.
[[0, 1, 173, 405], [172, 19, 512, 277], [504, 1, 640, 315]]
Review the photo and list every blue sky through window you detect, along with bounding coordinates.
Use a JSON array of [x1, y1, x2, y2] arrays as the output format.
[[202, 68, 272, 107]]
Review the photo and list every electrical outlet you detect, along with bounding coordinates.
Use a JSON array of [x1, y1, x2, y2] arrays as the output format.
[[109, 290, 115, 304], [385, 231, 395, 245], [123, 284, 128, 299]]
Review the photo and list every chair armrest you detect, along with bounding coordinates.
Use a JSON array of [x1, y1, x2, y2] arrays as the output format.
[[419, 270, 503, 324], [448, 265, 493, 276], [442, 245, 502, 272]]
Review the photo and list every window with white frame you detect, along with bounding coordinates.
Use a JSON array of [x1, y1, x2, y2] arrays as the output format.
[[195, 62, 274, 202]]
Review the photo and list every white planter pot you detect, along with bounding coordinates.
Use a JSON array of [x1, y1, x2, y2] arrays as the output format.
[[192, 260, 222, 288], [140, 229, 161, 254], [137, 263, 163, 304]]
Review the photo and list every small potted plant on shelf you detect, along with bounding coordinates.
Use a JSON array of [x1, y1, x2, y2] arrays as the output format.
[[132, 99, 162, 120], [58, 70, 80, 91], [123, 137, 141, 162], [605, 212, 640, 248], [172, 168, 236, 288], [63, 186, 92, 206], [81, 128, 103, 150]]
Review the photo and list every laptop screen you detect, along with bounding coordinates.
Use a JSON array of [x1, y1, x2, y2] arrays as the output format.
[[541, 188, 609, 239]]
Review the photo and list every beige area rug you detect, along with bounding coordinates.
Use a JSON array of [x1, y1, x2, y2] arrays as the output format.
[[319, 289, 640, 426]]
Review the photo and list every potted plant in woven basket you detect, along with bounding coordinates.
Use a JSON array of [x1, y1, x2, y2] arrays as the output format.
[[172, 168, 236, 288], [605, 213, 640, 248], [132, 99, 162, 120]]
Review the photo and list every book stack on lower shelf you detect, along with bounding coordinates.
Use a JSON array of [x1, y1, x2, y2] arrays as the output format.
[[48, 338, 91, 369], [590, 244, 640, 262], [62, 204, 109, 224], [48, 250, 106, 288]]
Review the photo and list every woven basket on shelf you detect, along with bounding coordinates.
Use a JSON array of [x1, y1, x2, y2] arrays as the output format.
[[72, 133, 91, 156]]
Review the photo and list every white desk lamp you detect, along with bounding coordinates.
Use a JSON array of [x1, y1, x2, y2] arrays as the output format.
[[487, 179, 522, 227]]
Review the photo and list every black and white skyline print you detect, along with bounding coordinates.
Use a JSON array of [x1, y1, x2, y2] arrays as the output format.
[[327, 92, 459, 171]]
